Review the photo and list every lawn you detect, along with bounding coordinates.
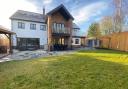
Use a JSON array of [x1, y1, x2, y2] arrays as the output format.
[[0, 49, 128, 89]]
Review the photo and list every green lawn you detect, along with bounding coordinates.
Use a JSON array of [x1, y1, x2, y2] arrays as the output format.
[[0, 49, 128, 89]]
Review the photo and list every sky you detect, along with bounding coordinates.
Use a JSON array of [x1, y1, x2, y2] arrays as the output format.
[[0, 0, 113, 35]]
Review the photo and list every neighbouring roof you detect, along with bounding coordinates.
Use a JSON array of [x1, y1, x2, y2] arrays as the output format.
[[0, 25, 15, 34], [73, 36, 86, 38], [87, 37, 101, 40], [47, 4, 74, 20], [73, 23, 80, 29], [10, 10, 45, 23]]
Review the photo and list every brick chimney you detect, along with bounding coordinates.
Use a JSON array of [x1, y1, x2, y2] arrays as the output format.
[[43, 7, 45, 19]]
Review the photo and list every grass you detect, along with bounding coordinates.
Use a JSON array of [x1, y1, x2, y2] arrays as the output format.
[[0, 49, 128, 89]]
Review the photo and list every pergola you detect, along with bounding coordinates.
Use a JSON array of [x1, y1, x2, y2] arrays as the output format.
[[0, 25, 15, 54]]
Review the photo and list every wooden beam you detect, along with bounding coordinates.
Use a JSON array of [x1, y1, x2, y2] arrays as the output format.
[[5, 34, 9, 39], [9, 34, 13, 54], [47, 16, 52, 51]]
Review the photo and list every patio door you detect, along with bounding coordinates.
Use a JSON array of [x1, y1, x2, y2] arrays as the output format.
[[52, 37, 68, 50], [17, 38, 40, 50]]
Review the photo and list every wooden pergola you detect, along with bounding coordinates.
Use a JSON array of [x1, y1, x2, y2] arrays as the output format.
[[0, 26, 15, 54]]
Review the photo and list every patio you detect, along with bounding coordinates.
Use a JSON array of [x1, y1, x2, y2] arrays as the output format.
[[0, 50, 75, 62], [0, 47, 92, 62]]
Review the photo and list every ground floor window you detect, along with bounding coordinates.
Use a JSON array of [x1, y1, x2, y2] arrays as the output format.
[[17, 38, 40, 50], [75, 39, 79, 44]]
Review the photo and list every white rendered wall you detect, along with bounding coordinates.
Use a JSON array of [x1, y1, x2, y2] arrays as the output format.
[[72, 29, 81, 36], [11, 20, 47, 46]]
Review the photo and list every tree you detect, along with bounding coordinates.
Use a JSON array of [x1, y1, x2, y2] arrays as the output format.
[[100, 16, 113, 35], [112, 0, 128, 32], [87, 23, 101, 38]]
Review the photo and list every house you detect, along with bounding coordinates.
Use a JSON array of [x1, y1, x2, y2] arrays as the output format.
[[72, 23, 86, 48], [86, 37, 100, 48], [10, 10, 47, 51], [10, 4, 85, 51]]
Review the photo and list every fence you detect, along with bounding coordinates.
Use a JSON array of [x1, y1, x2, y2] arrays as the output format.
[[100, 32, 128, 52]]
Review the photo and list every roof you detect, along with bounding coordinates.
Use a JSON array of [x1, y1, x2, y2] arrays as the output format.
[[10, 10, 45, 23], [0, 25, 15, 34], [47, 4, 74, 20], [87, 37, 101, 40], [73, 23, 80, 29], [73, 36, 86, 38]]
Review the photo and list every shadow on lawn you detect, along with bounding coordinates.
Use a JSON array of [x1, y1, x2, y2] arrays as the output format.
[[40, 54, 128, 89], [78, 49, 128, 55]]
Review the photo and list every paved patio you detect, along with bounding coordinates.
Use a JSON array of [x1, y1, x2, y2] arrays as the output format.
[[0, 50, 75, 62], [0, 47, 94, 63]]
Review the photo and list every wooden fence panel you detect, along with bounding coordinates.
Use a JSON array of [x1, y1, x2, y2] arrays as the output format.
[[100, 32, 128, 52]]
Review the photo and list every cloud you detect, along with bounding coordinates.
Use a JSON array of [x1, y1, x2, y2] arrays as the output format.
[[43, 0, 53, 5], [0, 0, 37, 29], [72, 2, 108, 24]]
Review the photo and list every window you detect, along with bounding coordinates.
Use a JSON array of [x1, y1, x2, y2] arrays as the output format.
[[17, 38, 40, 50], [53, 23, 56, 30], [52, 23, 65, 33], [62, 24, 64, 30], [18, 22, 25, 29], [40, 25, 46, 30], [57, 24, 59, 33], [52, 23, 56, 33], [75, 39, 79, 44], [30, 24, 36, 30], [74, 28, 78, 31]]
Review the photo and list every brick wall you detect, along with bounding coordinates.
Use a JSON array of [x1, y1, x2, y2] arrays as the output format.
[[47, 12, 73, 50]]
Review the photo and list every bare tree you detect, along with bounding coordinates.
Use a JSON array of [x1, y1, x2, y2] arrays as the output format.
[[113, 0, 128, 32], [100, 16, 113, 35], [113, 0, 123, 32]]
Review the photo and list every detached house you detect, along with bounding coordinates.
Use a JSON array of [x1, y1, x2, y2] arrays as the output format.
[[10, 4, 85, 51]]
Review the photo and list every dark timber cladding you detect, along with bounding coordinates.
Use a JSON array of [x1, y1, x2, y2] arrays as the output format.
[[47, 4, 74, 51], [0, 26, 15, 53], [47, 4, 74, 20]]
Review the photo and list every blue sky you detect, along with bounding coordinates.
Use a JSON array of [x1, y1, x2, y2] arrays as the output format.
[[26, 0, 113, 35], [0, 0, 113, 35]]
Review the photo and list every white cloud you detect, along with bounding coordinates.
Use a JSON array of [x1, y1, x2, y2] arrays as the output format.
[[72, 2, 108, 24], [43, 0, 52, 5], [0, 0, 37, 29]]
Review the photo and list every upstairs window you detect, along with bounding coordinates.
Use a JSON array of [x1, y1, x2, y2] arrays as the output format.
[[53, 23, 56, 30], [75, 39, 79, 44], [74, 28, 78, 31], [40, 25, 46, 31], [30, 24, 36, 30], [18, 22, 25, 29]]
